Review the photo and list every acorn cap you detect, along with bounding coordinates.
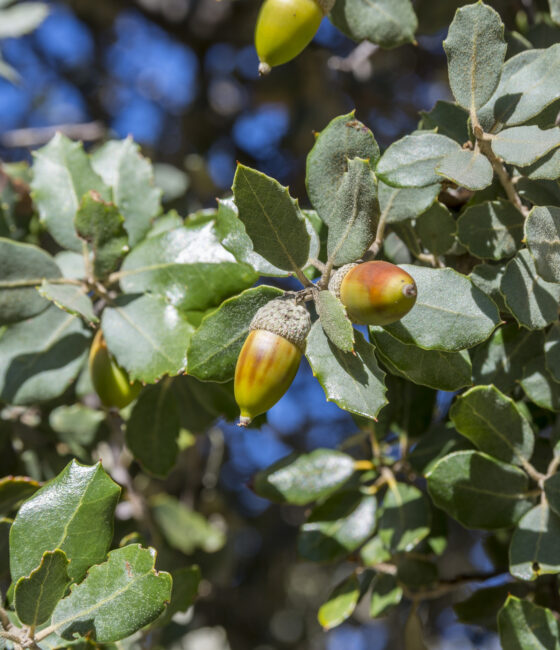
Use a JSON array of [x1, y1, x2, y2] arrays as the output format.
[[328, 263, 359, 299], [250, 298, 311, 352]]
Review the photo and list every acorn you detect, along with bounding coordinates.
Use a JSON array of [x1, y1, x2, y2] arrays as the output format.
[[254, 0, 334, 75], [329, 261, 417, 326], [234, 298, 311, 426], [89, 330, 141, 409]]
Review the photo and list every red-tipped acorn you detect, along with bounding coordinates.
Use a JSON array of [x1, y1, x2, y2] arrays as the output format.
[[234, 298, 311, 426], [329, 261, 417, 326]]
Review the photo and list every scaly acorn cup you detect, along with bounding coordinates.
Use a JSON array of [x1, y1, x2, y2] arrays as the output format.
[[89, 329, 142, 409], [254, 0, 335, 75], [329, 261, 417, 326], [234, 298, 311, 426]]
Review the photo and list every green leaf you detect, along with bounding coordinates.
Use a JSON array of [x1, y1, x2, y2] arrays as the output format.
[[378, 181, 439, 224], [0, 306, 90, 406], [498, 596, 560, 650], [0, 238, 61, 325], [14, 549, 70, 626], [10, 460, 121, 584], [545, 323, 560, 382], [472, 323, 544, 393], [478, 45, 560, 131], [232, 164, 310, 272], [469, 262, 508, 312], [396, 557, 438, 592], [369, 574, 402, 618], [156, 565, 200, 626], [520, 147, 560, 180], [0, 2, 48, 38], [407, 423, 473, 476], [0, 517, 10, 577], [306, 113, 380, 226], [327, 158, 378, 265], [525, 205, 560, 283], [457, 200, 524, 260], [306, 323, 387, 420], [418, 101, 470, 144], [544, 473, 560, 517], [0, 476, 40, 516], [378, 483, 431, 552], [492, 126, 560, 166], [520, 356, 560, 412], [214, 197, 289, 276], [426, 450, 534, 529], [383, 266, 499, 351], [101, 294, 195, 383], [74, 191, 128, 279], [31, 133, 110, 251], [186, 286, 283, 382], [126, 381, 179, 478], [150, 494, 225, 555], [370, 327, 472, 391], [329, 0, 417, 48], [454, 583, 529, 632], [315, 290, 355, 353], [119, 223, 257, 313], [449, 385, 534, 466], [318, 573, 360, 630], [501, 249, 560, 329], [49, 404, 106, 459], [436, 149, 493, 191], [509, 504, 560, 580], [253, 449, 356, 505], [376, 133, 460, 188], [171, 375, 238, 433], [551, 0, 560, 25], [298, 491, 377, 562], [414, 202, 456, 256], [91, 138, 161, 246], [38, 281, 97, 325], [518, 177, 560, 205], [443, 2, 506, 111], [48, 545, 171, 643]]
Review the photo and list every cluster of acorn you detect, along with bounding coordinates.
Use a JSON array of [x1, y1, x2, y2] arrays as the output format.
[[87, 261, 417, 422], [235, 261, 417, 425]]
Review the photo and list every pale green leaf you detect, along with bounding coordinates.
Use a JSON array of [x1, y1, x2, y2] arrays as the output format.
[[509, 504, 560, 580], [414, 202, 456, 256], [498, 596, 560, 650], [318, 573, 360, 630], [492, 126, 560, 166], [520, 356, 560, 412], [469, 262, 508, 312], [436, 149, 493, 190], [38, 281, 97, 325], [315, 290, 355, 353], [525, 205, 560, 283], [378, 181, 439, 224], [0, 2, 48, 38]]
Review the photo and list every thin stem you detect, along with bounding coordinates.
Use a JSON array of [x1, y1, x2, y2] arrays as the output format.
[[293, 266, 313, 288], [309, 258, 326, 273], [547, 455, 560, 478], [0, 277, 83, 289], [0, 607, 12, 630], [364, 211, 388, 260], [0, 629, 23, 644]]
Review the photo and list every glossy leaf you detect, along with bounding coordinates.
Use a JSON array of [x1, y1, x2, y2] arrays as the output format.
[[74, 191, 128, 279], [91, 137, 161, 246], [436, 149, 493, 190], [150, 494, 225, 555], [525, 205, 560, 283], [376, 133, 459, 188], [10, 460, 121, 583], [0, 476, 40, 516], [38, 281, 97, 325], [330, 0, 417, 49], [14, 549, 70, 626], [378, 181, 439, 224], [492, 126, 560, 166], [101, 294, 195, 383], [0, 238, 61, 325], [378, 483, 431, 552], [306, 113, 380, 225], [327, 158, 378, 265], [427, 450, 534, 529], [315, 290, 354, 353], [253, 449, 356, 505], [509, 504, 560, 580], [449, 385, 534, 466], [498, 596, 560, 650], [298, 491, 377, 562], [501, 249, 560, 330], [0, 306, 90, 406], [232, 164, 310, 272], [383, 266, 499, 351], [370, 326, 472, 391], [457, 200, 524, 260], [49, 545, 171, 643], [318, 573, 360, 630], [119, 222, 257, 312], [126, 381, 179, 478], [306, 323, 387, 420]]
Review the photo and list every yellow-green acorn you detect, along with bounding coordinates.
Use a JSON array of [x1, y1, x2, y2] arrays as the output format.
[[234, 298, 311, 426], [89, 329, 141, 409], [329, 261, 417, 326], [254, 0, 334, 75]]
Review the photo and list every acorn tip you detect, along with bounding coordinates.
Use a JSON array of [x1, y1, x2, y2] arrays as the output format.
[[258, 61, 271, 76], [238, 415, 252, 427]]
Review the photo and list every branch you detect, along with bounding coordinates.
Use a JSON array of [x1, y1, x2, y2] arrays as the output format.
[[0, 121, 106, 148]]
